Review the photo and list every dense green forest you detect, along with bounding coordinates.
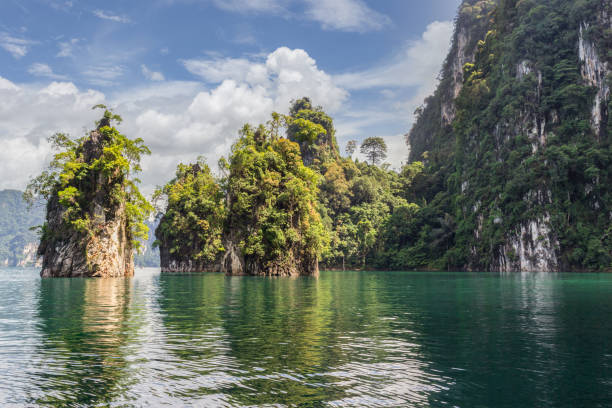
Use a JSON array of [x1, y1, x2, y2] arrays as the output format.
[[3, 0, 610, 273], [155, 0, 612, 273], [155, 97, 427, 272]]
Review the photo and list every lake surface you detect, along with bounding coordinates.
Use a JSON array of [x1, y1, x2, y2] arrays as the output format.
[[1, 269, 612, 407]]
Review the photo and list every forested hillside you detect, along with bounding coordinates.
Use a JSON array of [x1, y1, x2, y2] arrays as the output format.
[[405, 0, 612, 271], [5, 0, 609, 273]]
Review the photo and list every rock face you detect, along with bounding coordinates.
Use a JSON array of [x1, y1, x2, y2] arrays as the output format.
[[159, 248, 218, 273], [406, 0, 612, 272], [220, 237, 319, 277], [161, 235, 319, 277], [408, 0, 497, 162], [579, 22, 610, 139], [38, 121, 134, 278]]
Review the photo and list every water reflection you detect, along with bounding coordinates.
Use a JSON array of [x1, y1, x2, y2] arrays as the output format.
[[32, 277, 134, 406], [0, 269, 611, 407]]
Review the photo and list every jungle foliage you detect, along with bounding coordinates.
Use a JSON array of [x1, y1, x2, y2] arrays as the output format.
[[155, 97, 427, 271], [403, 0, 612, 271]]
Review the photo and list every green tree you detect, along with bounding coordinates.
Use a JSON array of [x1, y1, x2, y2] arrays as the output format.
[[360, 137, 388, 166], [345, 140, 357, 156], [225, 120, 329, 274], [154, 158, 226, 264]]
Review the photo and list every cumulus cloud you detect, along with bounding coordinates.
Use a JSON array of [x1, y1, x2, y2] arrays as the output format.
[[182, 47, 347, 112], [0, 77, 104, 191], [0, 47, 347, 193], [0, 33, 36, 59], [27, 63, 67, 80], [334, 21, 453, 90], [141, 65, 165, 81], [93, 10, 131, 23], [303, 0, 391, 32]]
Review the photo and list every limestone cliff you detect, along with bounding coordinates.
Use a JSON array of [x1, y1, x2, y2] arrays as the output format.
[[39, 121, 134, 277], [156, 121, 325, 277], [32, 110, 151, 278], [408, 0, 497, 162], [405, 0, 612, 272]]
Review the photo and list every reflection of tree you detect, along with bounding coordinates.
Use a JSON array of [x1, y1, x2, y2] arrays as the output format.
[[33, 278, 133, 406], [156, 273, 225, 361], [219, 274, 403, 406]]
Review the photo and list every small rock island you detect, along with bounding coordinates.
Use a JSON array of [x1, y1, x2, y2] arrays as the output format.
[[25, 107, 152, 277], [155, 99, 332, 276]]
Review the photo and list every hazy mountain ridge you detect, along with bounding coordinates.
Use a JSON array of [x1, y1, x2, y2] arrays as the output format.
[[0, 189, 159, 268]]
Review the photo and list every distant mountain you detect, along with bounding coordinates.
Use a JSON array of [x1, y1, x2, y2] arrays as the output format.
[[0, 190, 44, 267], [135, 218, 160, 268], [0, 189, 160, 268]]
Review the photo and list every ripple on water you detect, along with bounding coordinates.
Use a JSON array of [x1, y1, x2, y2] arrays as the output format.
[[1, 269, 612, 407]]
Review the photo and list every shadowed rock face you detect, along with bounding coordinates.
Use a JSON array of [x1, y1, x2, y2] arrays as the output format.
[[38, 122, 134, 278], [160, 232, 319, 277], [220, 237, 319, 277]]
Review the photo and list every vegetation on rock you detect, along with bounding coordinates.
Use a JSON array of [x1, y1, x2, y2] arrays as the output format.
[[25, 107, 153, 277], [223, 123, 328, 275], [404, 0, 612, 271], [154, 159, 226, 271], [156, 116, 329, 276]]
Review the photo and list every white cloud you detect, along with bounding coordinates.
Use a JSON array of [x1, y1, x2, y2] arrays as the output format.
[[182, 47, 347, 112], [0, 47, 347, 193], [81, 65, 125, 86], [182, 57, 268, 84], [57, 38, 79, 58], [303, 0, 391, 32], [0, 76, 104, 191], [0, 33, 35, 59], [27, 63, 67, 80], [335, 21, 453, 90], [93, 10, 131, 23], [141, 65, 165, 81], [211, 0, 286, 13]]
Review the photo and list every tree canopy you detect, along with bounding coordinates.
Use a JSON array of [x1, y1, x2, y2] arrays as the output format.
[[360, 137, 388, 166]]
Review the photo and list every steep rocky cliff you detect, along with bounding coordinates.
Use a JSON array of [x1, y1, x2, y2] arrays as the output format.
[[405, 0, 612, 272], [39, 122, 134, 277], [30, 109, 152, 278], [408, 0, 497, 163], [156, 162, 225, 273]]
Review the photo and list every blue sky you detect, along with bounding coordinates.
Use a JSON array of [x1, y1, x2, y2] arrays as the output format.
[[0, 0, 460, 192]]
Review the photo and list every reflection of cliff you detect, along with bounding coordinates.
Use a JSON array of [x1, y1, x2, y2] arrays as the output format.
[[34, 278, 133, 406]]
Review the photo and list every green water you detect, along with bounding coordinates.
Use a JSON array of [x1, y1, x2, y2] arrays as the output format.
[[1, 269, 612, 407]]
